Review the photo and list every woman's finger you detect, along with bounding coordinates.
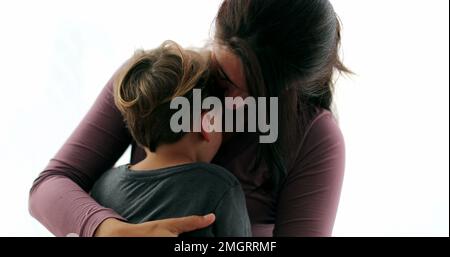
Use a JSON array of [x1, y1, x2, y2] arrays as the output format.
[[163, 214, 216, 235]]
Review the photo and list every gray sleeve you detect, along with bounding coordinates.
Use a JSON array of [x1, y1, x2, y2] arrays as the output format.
[[213, 184, 252, 237]]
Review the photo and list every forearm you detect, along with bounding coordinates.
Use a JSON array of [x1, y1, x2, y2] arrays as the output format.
[[29, 175, 124, 237], [28, 69, 133, 236]]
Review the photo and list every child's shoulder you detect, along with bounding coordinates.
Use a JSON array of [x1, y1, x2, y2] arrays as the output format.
[[187, 163, 241, 188]]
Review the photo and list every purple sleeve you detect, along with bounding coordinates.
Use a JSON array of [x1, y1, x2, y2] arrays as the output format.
[[273, 112, 345, 237], [29, 74, 132, 237]]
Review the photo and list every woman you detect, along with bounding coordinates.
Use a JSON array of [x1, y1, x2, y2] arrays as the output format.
[[29, 0, 348, 237]]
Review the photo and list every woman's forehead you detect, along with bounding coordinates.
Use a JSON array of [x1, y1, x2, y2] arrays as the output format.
[[212, 46, 247, 89]]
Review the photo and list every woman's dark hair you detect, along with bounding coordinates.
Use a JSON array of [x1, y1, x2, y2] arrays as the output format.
[[214, 0, 350, 192]]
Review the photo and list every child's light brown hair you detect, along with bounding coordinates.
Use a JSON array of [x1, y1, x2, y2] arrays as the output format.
[[114, 41, 212, 152]]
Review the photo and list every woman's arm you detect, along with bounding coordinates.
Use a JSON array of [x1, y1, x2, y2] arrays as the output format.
[[29, 75, 132, 236], [273, 111, 346, 237]]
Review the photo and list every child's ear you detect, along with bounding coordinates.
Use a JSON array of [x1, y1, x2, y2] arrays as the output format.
[[200, 112, 214, 143]]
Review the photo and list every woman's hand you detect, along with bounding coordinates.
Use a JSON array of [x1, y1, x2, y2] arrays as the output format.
[[94, 214, 215, 237]]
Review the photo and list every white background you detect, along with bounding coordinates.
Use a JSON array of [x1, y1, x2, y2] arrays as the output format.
[[0, 0, 448, 237]]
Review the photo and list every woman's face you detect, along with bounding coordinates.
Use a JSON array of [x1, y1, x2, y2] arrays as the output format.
[[212, 45, 249, 98]]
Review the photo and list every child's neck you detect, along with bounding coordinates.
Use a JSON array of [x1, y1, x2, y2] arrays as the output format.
[[130, 145, 199, 171]]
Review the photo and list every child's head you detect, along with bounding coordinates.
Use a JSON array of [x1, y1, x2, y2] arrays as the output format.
[[114, 41, 222, 163]]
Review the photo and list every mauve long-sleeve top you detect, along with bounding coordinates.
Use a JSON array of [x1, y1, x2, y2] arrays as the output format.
[[28, 72, 345, 237]]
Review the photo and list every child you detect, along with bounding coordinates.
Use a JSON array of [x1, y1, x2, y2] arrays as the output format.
[[90, 41, 252, 237]]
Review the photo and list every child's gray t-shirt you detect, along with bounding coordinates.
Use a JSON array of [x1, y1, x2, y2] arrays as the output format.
[[90, 163, 252, 237]]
